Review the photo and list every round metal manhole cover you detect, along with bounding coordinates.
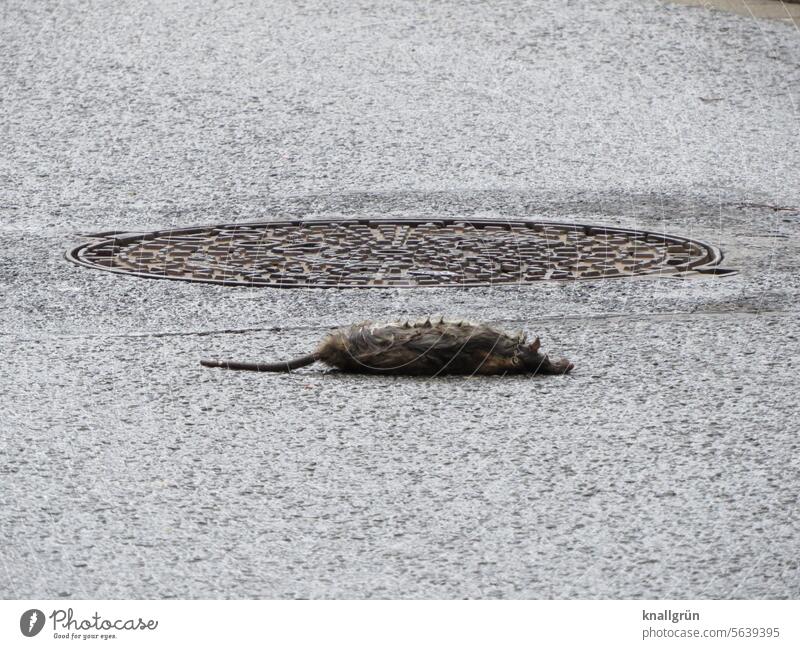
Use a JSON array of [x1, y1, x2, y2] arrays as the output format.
[[66, 219, 724, 288]]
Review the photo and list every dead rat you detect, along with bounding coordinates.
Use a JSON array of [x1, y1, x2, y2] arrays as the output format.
[[200, 318, 574, 376]]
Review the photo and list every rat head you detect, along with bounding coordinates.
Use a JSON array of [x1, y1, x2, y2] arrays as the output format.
[[516, 336, 574, 375]]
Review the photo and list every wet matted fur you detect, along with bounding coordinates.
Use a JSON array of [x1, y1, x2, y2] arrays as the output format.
[[201, 319, 574, 376]]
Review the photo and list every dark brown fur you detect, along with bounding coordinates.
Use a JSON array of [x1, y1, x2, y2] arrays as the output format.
[[201, 319, 574, 376]]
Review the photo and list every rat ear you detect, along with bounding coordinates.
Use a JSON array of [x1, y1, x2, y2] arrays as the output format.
[[529, 337, 540, 353]]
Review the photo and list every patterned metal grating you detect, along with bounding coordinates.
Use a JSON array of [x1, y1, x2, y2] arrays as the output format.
[[66, 219, 724, 288]]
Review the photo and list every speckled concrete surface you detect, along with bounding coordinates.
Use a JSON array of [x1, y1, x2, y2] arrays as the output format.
[[1, 0, 799, 598], [667, 0, 800, 28]]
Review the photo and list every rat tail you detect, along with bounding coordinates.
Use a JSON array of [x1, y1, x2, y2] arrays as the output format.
[[200, 353, 320, 372]]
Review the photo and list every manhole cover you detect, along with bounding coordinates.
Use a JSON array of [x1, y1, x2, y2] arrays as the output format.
[[66, 219, 724, 288]]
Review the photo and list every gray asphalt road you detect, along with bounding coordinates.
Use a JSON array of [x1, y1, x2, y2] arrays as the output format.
[[1, 0, 798, 598]]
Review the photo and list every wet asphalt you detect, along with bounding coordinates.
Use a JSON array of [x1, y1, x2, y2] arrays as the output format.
[[1, 0, 799, 598]]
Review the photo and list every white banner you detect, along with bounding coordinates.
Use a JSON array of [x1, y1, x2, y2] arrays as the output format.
[[1, 600, 797, 648]]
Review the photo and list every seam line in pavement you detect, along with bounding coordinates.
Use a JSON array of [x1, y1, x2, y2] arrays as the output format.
[[0, 309, 789, 341]]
